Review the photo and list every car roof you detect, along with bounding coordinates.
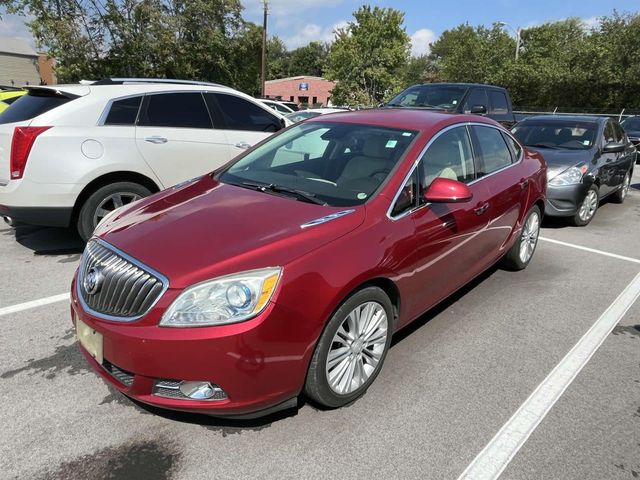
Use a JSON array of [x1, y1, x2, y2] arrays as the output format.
[[306, 108, 501, 132], [521, 115, 605, 124], [24, 82, 237, 99], [412, 82, 507, 90]]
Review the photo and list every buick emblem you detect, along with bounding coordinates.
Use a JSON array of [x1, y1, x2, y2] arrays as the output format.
[[83, 267, 104, 295]]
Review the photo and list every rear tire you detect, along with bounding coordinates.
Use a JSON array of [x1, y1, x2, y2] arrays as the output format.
[[611, 171, 631, 204], [304, 286, 393, 409], [500, 205, 541, 271], [77, 182, 150, 241], [571, 184, 599, 226]]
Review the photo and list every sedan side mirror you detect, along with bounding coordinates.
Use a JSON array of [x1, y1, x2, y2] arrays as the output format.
[[425, 177, 473, 203], [470, 104, 487, 115], [602, 142, 625, 154]]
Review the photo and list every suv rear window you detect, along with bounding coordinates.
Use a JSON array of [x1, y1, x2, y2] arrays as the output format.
[[0, 90, 75, 124], [104, 96, 142, 125]]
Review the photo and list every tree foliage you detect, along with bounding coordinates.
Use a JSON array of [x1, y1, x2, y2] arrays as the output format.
[[326, 5, 410, 105]]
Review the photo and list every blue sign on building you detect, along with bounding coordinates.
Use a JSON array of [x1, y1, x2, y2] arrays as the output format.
[[299, 83, 309, 91]]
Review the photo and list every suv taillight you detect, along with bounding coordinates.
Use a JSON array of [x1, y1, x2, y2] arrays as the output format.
[[10, 126, 51, 179]]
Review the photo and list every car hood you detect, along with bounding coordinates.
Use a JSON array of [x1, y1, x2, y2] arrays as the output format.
[[93, 175, 365, 288], [625, 130, 640, 139], [527, 147, 594, 178]]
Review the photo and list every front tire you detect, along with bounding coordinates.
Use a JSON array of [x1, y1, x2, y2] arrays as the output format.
[[304, 286, 393, 408], [500, 205, 541, 271], [77, 182, 150, 241], [571, 184, 599, 226]]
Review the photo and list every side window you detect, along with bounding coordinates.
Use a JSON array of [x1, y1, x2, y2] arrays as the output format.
[[104, 96, 142, 126], [419, 126, 475, 191], [489, 91, 509, 114], [603, 122, 616, 143], [271, 128, 330, 167], [391, 171, 418, 217], [207, 93, 281, 132], [501, 132, 522, 161], [473, 125, 513, 176], [464, 88, 489, 112], [138, 93, 212, 129]]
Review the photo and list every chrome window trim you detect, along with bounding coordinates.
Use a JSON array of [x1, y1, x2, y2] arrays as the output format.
[[76, 237, 170, 322], [386, 122, 523, 221]]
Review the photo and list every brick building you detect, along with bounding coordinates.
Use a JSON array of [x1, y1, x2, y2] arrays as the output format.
[[264, 76, 336, 108]]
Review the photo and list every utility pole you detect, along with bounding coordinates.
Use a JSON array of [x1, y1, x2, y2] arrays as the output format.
[[261, 0, 268, 97]]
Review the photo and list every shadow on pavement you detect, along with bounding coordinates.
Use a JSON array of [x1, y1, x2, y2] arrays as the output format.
[[11, 225, 84, 256]]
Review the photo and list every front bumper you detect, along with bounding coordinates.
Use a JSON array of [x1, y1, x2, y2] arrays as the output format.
[[544, 182, 592, 217], [70, 277, 315, 417]]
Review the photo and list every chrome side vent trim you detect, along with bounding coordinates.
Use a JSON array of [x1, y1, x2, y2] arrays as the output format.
[[300, 209, 355, 229]]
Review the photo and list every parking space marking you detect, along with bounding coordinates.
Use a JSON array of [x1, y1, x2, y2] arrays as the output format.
[[0, 293, 69, 317], [457, 270, 640, 480], [539, 236, 640, 264]]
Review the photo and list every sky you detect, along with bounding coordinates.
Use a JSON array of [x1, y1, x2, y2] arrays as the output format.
[[1, 0, 639, 56]]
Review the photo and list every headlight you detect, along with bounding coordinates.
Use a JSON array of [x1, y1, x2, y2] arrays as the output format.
[[548, 166, 586, 186], [160, 267, 282, 327]]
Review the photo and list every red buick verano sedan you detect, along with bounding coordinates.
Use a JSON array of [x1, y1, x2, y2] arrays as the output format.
[[71, 110, 546, 418]]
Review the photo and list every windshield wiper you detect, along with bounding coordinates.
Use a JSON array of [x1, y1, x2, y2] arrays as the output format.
[[240, 181, 328, 206], [527, 143, 562, 150]]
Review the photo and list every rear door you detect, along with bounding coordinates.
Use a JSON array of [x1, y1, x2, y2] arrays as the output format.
[[135, 91, 230, 188], [470, 124, 526, 256], [612, 121, 635, 183], [205, 93, 283, 157], [392, 125, 494, 322], [599, 120, 619, 196]]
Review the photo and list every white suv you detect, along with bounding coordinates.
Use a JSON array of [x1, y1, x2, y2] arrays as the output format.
[[0, 78, 289, 240]]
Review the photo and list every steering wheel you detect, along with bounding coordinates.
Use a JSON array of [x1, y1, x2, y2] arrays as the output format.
[[368, 168, 391, 178]]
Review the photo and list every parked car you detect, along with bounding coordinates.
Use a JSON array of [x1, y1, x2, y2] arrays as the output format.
[[259, 98, 295, 114], [0, 78, 289, 240], [280, 100, 299, 112], [286, 108, 349, 124], [0, 87, 26, 113], [621, 116, 640, 163], [71, 109, 546, 418], [386, 83, 517, 127], [512, 115, 635, 226]]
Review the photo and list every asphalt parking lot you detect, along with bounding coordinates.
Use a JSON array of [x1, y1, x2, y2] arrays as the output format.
[[1, 172, 639, 480]]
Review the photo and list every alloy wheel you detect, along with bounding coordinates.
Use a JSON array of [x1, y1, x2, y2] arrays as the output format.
[[621, 173, 630, 200], [578, 189, 598, 222], [92, 192, 142, 227], [519, 211, 540, 264], [325, 301, 388, 395]]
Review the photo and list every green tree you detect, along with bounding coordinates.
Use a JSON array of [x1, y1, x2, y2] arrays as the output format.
[[267, 36, 291, 80], [326, 5, 410, 105], [289, 41, 330, 77]]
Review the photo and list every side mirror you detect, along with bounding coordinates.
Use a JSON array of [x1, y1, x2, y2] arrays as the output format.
[[602, 142, 624, 154], [470, 104, 487, 115], [425, 177, 473, 203]]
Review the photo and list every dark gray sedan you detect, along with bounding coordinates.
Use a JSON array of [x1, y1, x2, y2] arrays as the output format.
[[512, 115, 635, 226]]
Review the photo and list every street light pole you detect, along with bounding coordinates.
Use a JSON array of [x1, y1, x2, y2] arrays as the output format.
[[498, 22, 523, 61], [261, 0, 268, 97]]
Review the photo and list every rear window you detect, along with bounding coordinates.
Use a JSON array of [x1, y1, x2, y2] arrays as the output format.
[[0, 91, 75, 124]]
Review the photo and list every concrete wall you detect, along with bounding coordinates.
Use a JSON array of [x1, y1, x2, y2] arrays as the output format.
[[265, 76, 336, 107], [0, 52, 41, 86]]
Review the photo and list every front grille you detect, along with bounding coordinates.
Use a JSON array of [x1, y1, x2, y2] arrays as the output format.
[[102, 359, 134, 387], [153, 379, 228, 401], [78, 239, 167, 320]]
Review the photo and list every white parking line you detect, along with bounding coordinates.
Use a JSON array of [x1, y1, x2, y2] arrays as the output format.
[[457, 270, 640, 480], [539, 236, 640, 264], [0, 293, 69, 317]]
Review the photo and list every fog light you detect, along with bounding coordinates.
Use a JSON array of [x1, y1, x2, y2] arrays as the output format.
[[180, 381, 218, 400]]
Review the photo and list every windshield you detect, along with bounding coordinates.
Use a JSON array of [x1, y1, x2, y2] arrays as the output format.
[[217, 122, 418, 207], [622, 117, 640, 131], [512, 121, 598, 150], [387, 85, 468, 111]]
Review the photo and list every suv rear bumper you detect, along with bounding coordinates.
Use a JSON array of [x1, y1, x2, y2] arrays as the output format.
[[0, 204, 72, 227]]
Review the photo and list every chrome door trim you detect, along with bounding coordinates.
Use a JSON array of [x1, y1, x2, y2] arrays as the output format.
[[386, 122, 524, 221]]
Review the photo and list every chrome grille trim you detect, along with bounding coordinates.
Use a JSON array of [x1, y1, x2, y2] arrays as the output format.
[[77, 238, 169, 322]]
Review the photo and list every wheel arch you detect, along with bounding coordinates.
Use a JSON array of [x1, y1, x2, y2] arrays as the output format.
[[71, 171, 161, 223]]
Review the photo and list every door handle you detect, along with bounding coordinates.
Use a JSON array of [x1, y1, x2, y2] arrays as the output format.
[[519, 179, 529, 190], [235, 142, 252, 150], [144, 136, 168, 144], [474, 202, 490, 215]]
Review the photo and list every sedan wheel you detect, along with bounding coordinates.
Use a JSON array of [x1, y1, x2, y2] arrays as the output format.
[[326, 301, 388, 395], [305, 286, 393, 408], [519, 209, 540, 264], [612, 171, 631, 204], [572, 185, 599, 226]]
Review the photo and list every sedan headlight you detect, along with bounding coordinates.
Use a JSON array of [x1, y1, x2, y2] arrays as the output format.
[[548, 166, 587, 186], [160, 267, 282, 327]]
